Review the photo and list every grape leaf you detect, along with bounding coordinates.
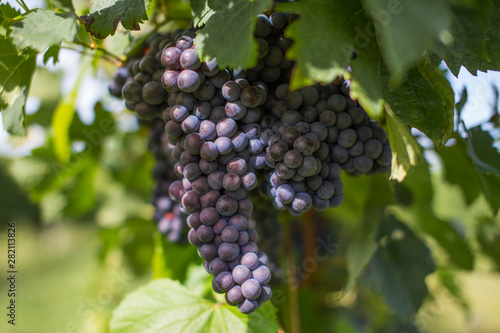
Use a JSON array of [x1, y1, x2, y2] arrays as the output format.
[[276, 0, 360, 90], [478, 173, 500, 215], [0, 2, 21, 34], [437, 267, 469, 312], [11, 9, 78, 53], [401, 161, 475, 269], [436, 1, 491, 76], [418, 210, 474, 270], [190, 0, 215, 28], [445, 0, 500, 76], [438, 138, 482, 205], [84, 0, 151, 39], [0, 36, 36, 135], [104, 30, 132, 58], [110, 278, 280, 333], [362, 0, 452, 79], [385, 105, 422, 182], [385, 62, 454, 148], [43, 45, 60, 65], [465, 125, 500, 175], [194, 0, 272, 69], [344, 175, 393, 296], [2, 85, 29, 135], [348, 38, 385, 120], [477, 217, 500, 270], [368, 215, 435, 320], [151, 232, 201, 282]]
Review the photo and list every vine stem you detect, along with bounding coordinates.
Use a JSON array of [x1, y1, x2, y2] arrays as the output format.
[[283, 217, 301, 333], [15, 0, 30, 13], [59, 45, 121, 65], [74, 42, 123, 64], [301, 210, 317, 286]]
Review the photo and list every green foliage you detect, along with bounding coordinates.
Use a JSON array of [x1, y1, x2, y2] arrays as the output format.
[[194, 0, 272, 69], [477, 217, 500, 270], [362, 0, 452, 80], [385, 106, 422, 182], [385, 62, 455, 147], [344, 175, 393, 295], [401, 162, 475, 269], [0, 36, 36, 135], [276, 0, 358, 89], [151, 233, 201, 282], [2, 0, 500, 332], [84, 0, 152, 39], [368, 215, 435, 320], [465, 125, 500, 175], [11, 9, 78, 52], [110, 278, 280, 333], [189, 0, 214, 28], [438, 137, 482, 205]]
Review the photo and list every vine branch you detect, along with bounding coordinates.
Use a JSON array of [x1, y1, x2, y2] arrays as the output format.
[[284, 217, 301, 333]]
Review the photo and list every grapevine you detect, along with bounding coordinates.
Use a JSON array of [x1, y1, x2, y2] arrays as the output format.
[[110, 11, 391, 313], [3, 0, 500, 332]]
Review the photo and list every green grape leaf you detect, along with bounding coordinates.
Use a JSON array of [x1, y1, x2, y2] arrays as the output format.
[[1, 85, 29, 135], [0, 36, 36, 135], [344, 175, 393, 296], [190, 0, 215, 28], [438, 138, 482, 206], [385, 105, 422, 182], [11, 9, 78, 53], [362, 0, 452, 79], [110, 278, 280, 333], [478, 173, 500, 214], [385, 62, 454, 148], [368, 215, 435, 320], [419, 210, 474, 270], [444, 35, 500, 76], [276, 0, 360, 89], [43, 45, 60, 65], [477, 217, 500, 270], [437, 267, 469, 312], [194, 0, 272, 69], [151, 232, 201, 282], [104, 30, 132, 58], [443, 1, 500, 76], [465, 125, 500, 175], [0, 2, 21, 34], [348, 39, 384, 120], [84, 0, 151, 39], [436, 1, 491, 76], [401, 161, 475, 270]]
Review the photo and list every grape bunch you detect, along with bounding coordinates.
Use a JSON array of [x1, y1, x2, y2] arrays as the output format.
[[256, 81, 392, 215], [109, 12, 392, 314], [148, 119, 187, 243]]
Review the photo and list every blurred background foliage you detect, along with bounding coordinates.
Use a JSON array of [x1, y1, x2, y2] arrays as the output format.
[[1, 0, 500, 332]]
